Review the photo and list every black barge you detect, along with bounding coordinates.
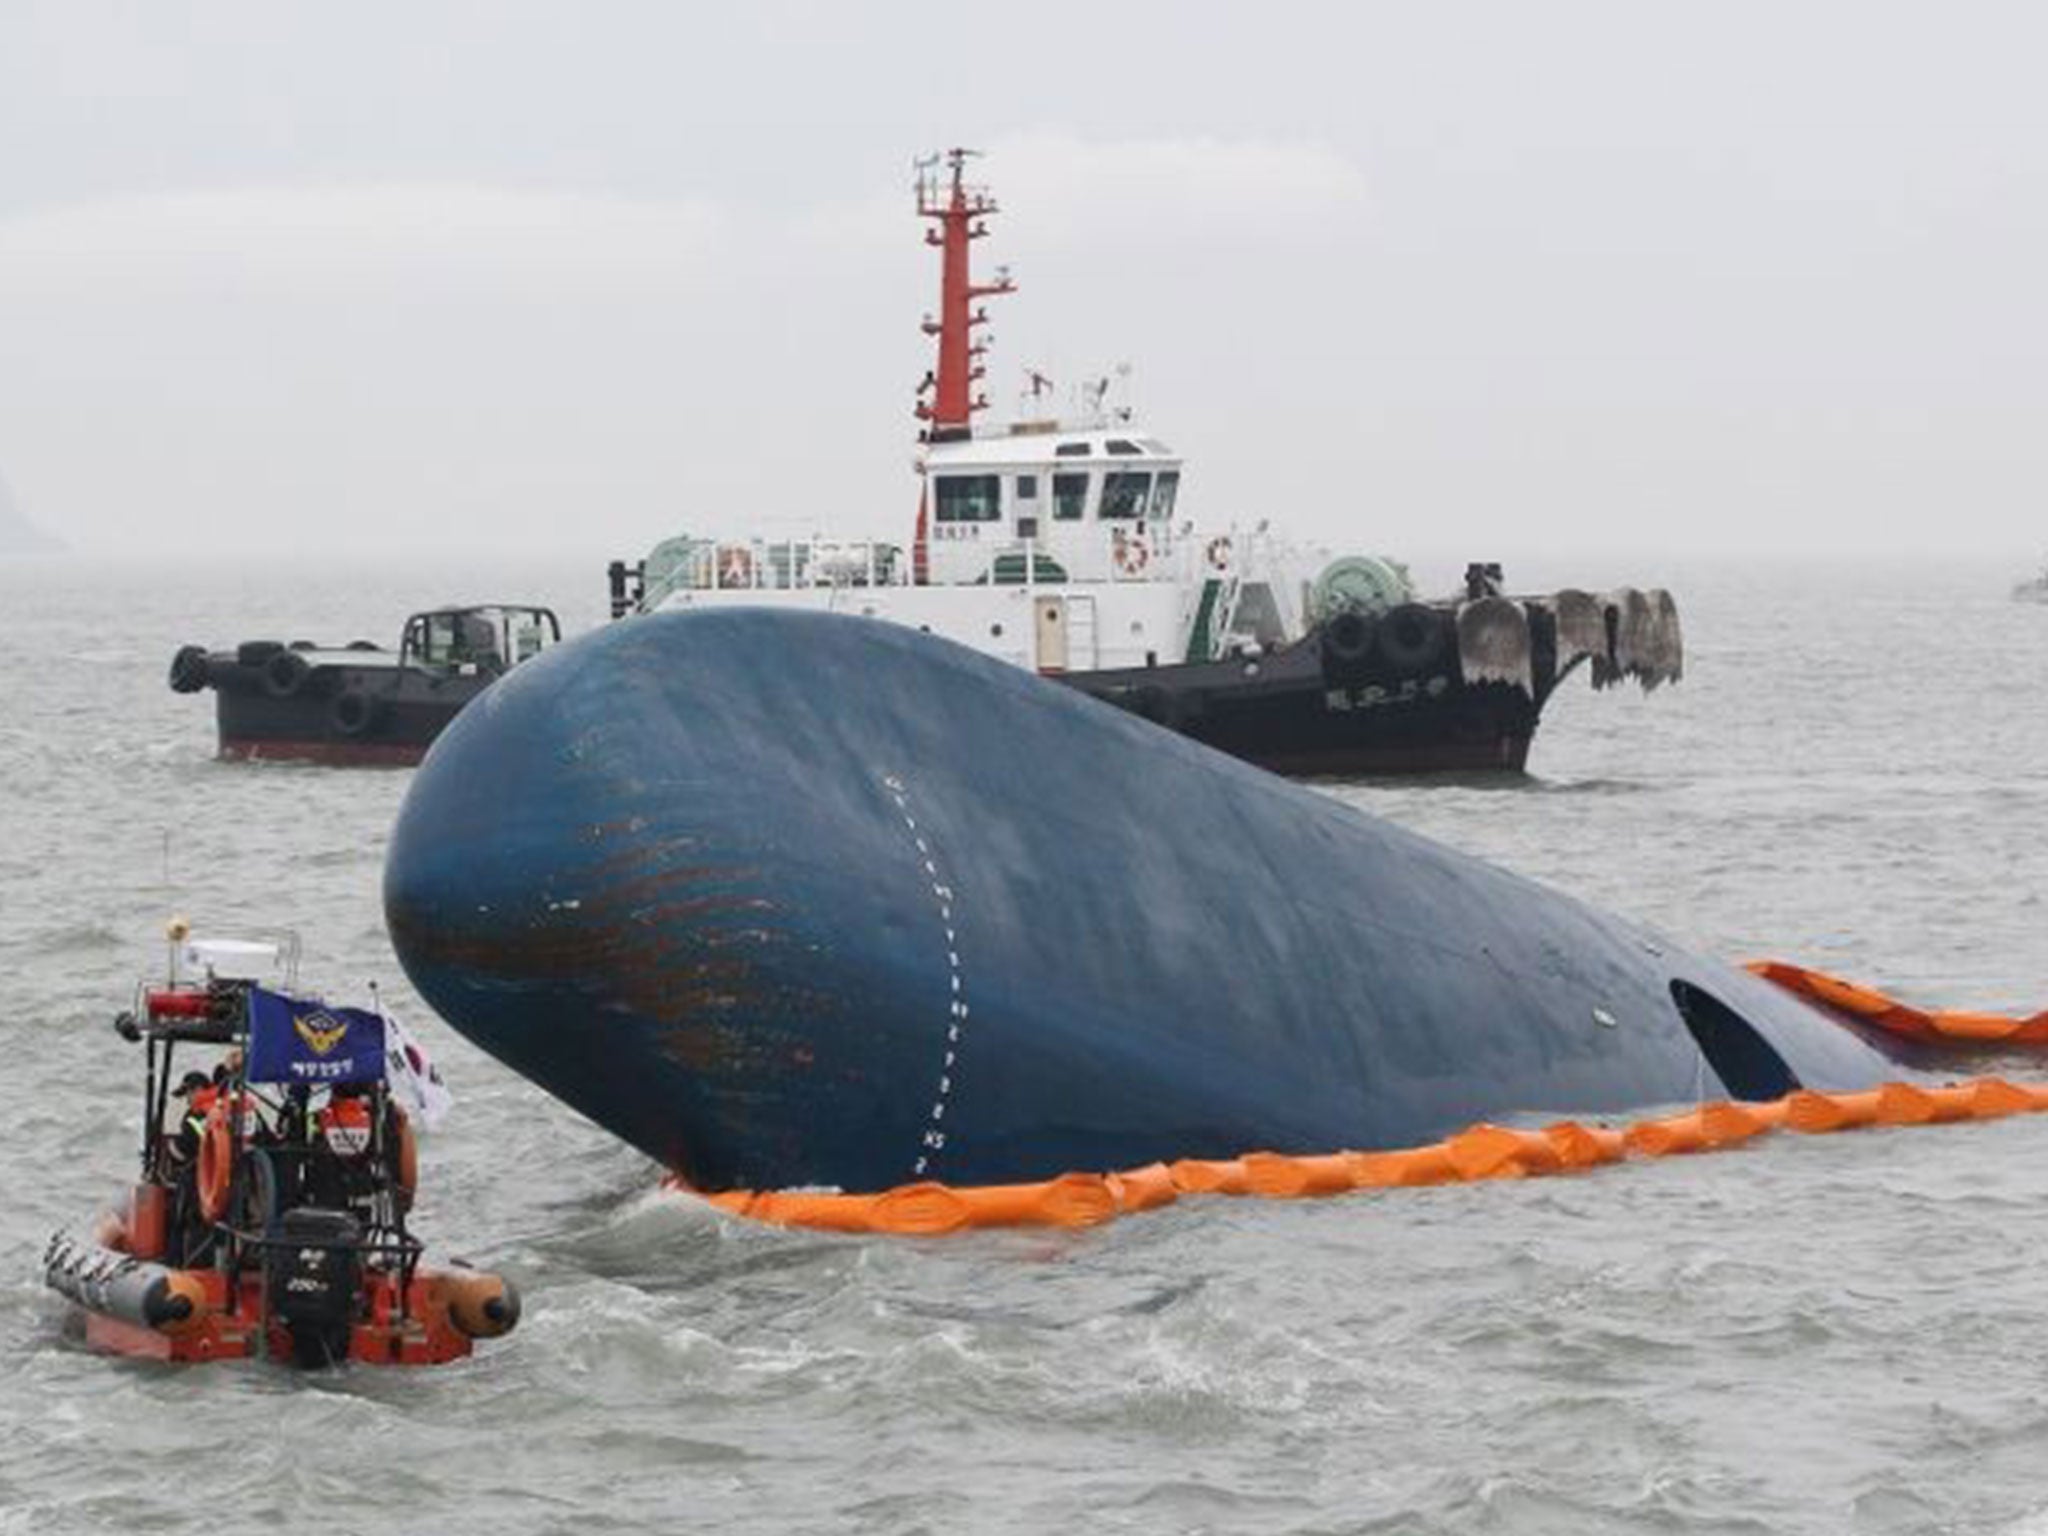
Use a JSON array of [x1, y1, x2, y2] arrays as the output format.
[[170, 605, 561, 767]]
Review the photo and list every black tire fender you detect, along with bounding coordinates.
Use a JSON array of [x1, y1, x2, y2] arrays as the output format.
[[167, 645, 211, 694], [1376, 603, 1447, 677], [236, 639, 284, 668], [330, 687, 379, 737], [1319, 610, 1377, 678], [264, 649, 312, 698]]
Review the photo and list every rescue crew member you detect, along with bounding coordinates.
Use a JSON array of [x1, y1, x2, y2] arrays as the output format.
[[164, 1070, 216, 1265], [308, 1084, 412, 1220], [167, 1071, 213, 1163]]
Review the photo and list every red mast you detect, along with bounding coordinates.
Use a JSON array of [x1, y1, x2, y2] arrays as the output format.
[[913, 149, 1014, 583]]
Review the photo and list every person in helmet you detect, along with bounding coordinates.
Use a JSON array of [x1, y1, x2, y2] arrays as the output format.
[[168, 1070, 215, 1163], [163, 1069, 218, 1264]]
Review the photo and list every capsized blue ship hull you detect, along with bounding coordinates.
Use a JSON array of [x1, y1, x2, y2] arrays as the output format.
[[383, 609, 1928, 1194]]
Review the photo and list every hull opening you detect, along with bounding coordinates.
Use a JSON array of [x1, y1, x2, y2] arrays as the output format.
[[1671, 981, 1801, 1102]]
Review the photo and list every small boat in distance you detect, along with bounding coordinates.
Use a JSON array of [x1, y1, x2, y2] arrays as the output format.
[[169, 604, 562, 766], [45, 925, 516, 1367], [2015, 559, 2048, 604], [607, 149, 1683, 776]]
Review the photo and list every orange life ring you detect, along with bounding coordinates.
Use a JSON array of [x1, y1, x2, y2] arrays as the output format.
[[1114, 532, 1150, 576], [717, 546, 754, 590], [1205, 535, 1232, 571], [196, 1111, 236, 1223]]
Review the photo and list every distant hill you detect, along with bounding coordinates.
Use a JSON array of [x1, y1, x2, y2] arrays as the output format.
[[0, 472, 61, 553]]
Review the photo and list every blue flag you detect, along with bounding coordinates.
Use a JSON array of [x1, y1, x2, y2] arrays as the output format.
[[246, 988, 387, 1086]]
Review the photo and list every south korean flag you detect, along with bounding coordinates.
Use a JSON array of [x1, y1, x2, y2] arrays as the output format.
[[378, 996, 455, 1131]]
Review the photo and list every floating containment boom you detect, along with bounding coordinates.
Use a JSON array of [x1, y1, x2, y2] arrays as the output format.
[[384, 608, 1938, 1200]]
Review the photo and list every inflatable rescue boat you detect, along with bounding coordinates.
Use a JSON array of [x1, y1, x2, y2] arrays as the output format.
[[47, 933, 517, 1366]]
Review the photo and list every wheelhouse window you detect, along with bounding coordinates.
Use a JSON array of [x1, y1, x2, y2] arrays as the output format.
[[1053, 472, 1089, 521], [1105, 439, 1144, 456], [1054, 442, 1092, 457], [422, 613, 459, 663], [934, 474, 1001, 523], [1100, 471, 1152, 519], [1016, 475, 1038, 499], [1152, 471, 1180, 521], [413, 610, 501, 667]]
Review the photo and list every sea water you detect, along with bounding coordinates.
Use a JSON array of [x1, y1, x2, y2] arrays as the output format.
[[2, 555, 2044, 1536]]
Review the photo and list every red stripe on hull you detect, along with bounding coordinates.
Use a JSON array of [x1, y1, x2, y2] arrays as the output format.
[[219, 737, 426, 768]]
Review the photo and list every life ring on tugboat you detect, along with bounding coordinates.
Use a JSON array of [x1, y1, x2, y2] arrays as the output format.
[[196, 1110, 236, 1223], [1114, 531, 1151, 577], [1204, 536, 1233, 571], [717, 546, 755, 590]]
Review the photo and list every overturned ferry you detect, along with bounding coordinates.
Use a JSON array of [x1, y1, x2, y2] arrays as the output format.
[[383, 608, 1943, 1203], [47, 934, 517, 1366]]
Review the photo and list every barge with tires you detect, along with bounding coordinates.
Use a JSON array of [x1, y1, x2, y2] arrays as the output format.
[[608, 149, 1681, 777], [169, 604, 561, 766], [46, 928, 516, 1367]]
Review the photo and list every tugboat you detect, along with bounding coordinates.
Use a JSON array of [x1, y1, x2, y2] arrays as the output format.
[[45, 925, 517, 1366], [605, 150, 1682, 775], [169, 604, 562, 766]]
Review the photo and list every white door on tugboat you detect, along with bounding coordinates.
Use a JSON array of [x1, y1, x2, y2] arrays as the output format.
[[1033, 596, 1068, 674]]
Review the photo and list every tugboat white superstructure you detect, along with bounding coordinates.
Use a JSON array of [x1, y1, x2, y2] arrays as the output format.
[[609, 149, 1683, 775]]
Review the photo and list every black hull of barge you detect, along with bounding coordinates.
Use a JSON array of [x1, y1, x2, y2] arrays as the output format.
[[197, 654, 485, 768], [210, 648, 1539, 775]]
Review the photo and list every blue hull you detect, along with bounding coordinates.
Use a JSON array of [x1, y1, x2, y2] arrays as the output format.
[[383, 609, 1926, 1194]]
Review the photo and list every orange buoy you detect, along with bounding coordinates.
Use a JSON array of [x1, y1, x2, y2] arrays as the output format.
[[1446, 1124, 1565, 1181], [1106, 1163, 1179, 1215], [1698, 1098, 1788, 1145], [1243, 1151, 1363, 1198], [1624, 1110, 1710, 1157], [1543, 1121, 1626, 1168], [1783, 1088, 1884, 1134], [1351, 1142, 1460, 1187], [1168, 1157, 1252, 1196]]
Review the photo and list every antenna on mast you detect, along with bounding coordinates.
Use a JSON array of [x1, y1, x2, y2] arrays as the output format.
[[911, 147, 1017, 585], [912, 147, 1015, 442]]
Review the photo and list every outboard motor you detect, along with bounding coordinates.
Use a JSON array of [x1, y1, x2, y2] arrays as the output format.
[[266, 1208, 362, 1368]]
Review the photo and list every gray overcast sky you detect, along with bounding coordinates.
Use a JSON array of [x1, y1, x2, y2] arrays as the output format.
[[1, 1, 2042, 563]]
